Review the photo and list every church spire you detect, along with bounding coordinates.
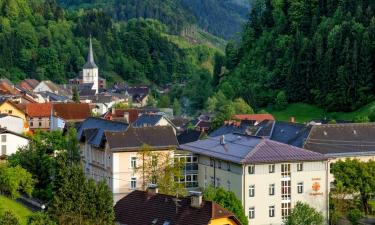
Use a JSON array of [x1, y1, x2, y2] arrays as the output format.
[[83, 35, 98, 69]]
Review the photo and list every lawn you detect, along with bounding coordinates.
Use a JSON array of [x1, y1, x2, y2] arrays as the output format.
[[0, 195, 33, 225], [266, 101, 375, 123]]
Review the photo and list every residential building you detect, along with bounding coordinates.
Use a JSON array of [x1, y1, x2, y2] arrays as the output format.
[[103, 126, 178, 202], [34, 80, 65, 95], [133, 114, 177, 134], [303, 123, 375, 185], [114, 187, 242, 225], [103, 108, 140, 123], [17, 79, 40, 92], [0, 114, 25, 134], [234, 114, 275, 125], [52, 103, 91, 123], [80, 94, 121, 115], [181, 133, 329, 225], [0, 128, 28, 159], [25, 103, 53, 131], [0, 100, 27, 122]]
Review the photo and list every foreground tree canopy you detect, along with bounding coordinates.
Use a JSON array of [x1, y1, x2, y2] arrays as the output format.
[[284, 201, 324, 225], [221, 0, 375, 112]]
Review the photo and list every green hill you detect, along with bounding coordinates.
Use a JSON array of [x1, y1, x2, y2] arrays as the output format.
[[0, 195, 33, 225]]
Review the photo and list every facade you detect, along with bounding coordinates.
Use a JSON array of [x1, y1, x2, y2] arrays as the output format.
[[0, 114, 25, 134], [25, 103, 53, 131], [0, 100, 27, 122], [0, 128, 28, 158], [114, 187, 242, 225], [133, 114, 177, 134], [181, 134, 329, 225]]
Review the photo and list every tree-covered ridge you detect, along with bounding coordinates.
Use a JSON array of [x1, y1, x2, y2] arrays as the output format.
[[57, 0, 250, 40], [222, 0, 375, 111], [0, 0, 217, 87]]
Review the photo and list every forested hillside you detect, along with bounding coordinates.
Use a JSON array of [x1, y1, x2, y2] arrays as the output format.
[[57, 0, 250, 39], [0, 0, 216, 89], [220, 0, 375, 112]]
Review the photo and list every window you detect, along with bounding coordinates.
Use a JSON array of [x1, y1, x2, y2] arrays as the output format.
[[130, 177, 137, 189], [281, 164, 291, 177], [281, 203, 291, 219], [1, 135, 6, 142], [192, 156, 198, 163], [218, 160, 222, 169], [249, 185, 255, 197], [297, 163, 303, 171], [210, 158, 214, 167], [248, 165, 255, 174], [8, 110, 12, 114], [269, 184, 275, 196], [269, 164, 275, 173], [297, 182, 304, 194], [281, 180, 291, 200], [1, 145, 6, 155], [216, 178, 221, 187], [38, 122, 42, 127], [30, 121, 33, 127], [227, 162, 231, 171], [248, 207, 255, 219], [131, 157, 137, 168], [269, 206, 275, 217]]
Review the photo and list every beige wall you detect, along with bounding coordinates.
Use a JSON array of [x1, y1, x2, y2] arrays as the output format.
[[196, 157, 329, 225], [29, 117, 50, 130]]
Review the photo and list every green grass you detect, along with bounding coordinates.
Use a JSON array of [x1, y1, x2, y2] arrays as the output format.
[[0, 195, 33, 225], [266, 101, 375, 123]]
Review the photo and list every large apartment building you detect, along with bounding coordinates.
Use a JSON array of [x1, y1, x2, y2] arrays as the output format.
[[181, 133, 329, 225]]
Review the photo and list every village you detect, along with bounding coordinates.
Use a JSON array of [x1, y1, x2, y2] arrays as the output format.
[[0, 36, 374, 225]]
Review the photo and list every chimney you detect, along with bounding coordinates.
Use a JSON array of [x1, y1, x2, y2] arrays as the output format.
[[124, 112, 129, 123], [290, 117, 295, 123], [190, 191, 202, 208], [220, 135, 225, 145], [147, 184, 158, 195]]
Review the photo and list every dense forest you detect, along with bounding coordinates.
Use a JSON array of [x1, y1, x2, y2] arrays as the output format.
[[0, 0, 217, 86], [56, 0, 249, 39], [220, 0, 375, 112]]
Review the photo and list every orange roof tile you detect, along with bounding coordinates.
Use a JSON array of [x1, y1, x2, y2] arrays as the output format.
[[234, 114, 275, 122], [26, 103, 53, 117], [53, 103, 91, 121]]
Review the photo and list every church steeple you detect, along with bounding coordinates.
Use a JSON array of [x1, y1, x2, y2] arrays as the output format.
[[83, 35, 98, 69]]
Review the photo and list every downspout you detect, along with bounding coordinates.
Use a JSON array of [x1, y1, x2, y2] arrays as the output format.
[[326, 160, 330, 224], [213, 159, 216, 187], [243, 165, 246, 214]]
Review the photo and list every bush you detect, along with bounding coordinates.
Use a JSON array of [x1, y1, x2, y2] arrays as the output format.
[[353, 115, 370, 123], [347, 208, 364, 225], [369, 110, 375, 122], [275, 91, 288, 110], [0, 211, 20, 225]]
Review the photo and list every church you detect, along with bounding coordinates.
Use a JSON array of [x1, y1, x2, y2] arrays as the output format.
[[69, 37, 106, 94]]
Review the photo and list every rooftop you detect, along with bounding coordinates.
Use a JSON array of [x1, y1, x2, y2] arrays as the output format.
[[234, 114, 275, 122], [114, 190, 241, 225], [181, 133, 327, 164], [53, 103, 91, 121], [26, 103, 53, 117]]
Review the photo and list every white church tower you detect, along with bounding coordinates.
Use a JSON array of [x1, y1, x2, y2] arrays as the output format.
[[82, 36, 99, 94]]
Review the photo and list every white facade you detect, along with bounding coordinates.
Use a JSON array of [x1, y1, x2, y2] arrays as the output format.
[[0, 132, 29, 156], [82, 67, 99, 94], [0, 115, 24, 134], [33, 81, 54, 93], [197, 155, 329, 225]]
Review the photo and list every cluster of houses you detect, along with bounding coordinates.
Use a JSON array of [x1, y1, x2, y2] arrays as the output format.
[[1, 37, 374, 225]]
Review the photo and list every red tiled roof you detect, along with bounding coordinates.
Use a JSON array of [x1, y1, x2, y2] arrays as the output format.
[[26, 103, 53, 117], [234, 114, 275, 122], [53, 103, 91, 121], [114, 190, 242, 225], [106, 109, 139, 123]]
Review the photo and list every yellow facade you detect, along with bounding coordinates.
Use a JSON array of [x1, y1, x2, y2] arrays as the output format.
[[209, 217, 240, 225], [0, 101, 26, 122]]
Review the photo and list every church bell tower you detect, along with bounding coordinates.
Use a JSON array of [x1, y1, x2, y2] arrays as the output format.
[[82, 36, 99, 94]]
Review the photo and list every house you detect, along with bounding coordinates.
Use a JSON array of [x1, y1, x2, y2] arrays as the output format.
[[0, 128, 29, 159], [34, 80, 66, 95], [112, 84, 150, 107], [303, 123, 375, 186], [80, 94, 120, 115], [0, 114, 25, 134], [17, 79, 39, 92], [189, 119, 211, 132], [177, 130, 205, 145], [180, 133, 329, 225], [133, 114, 177, 134], [25, 103, 53, 131], [103, 108, 140, 123], [209, 121, 250, 137], [0, 100, 27, 122], [0, 79, 19, 95], [52, 103, 91, 123], [171, 117, 189, 133], [104, 126, 178, 202], [114, 187, 242, 225], [233, 114, 275, 125], [69, 37, 105, 93], [39, 91, 70, 103]]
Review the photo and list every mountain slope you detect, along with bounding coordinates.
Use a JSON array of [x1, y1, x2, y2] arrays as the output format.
[[57, 0, 250, 40]]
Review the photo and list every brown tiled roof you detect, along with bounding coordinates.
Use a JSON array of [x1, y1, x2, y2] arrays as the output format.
[[53, 103, 91, 121], [105, 126, 178, 150], [114, 190, 241, 225], [26, 103, 53, 117], [19, 79, 39, 91], [304, 123, 375, 156], [105, 108, 140, 123], [234, 114, 275, 122]]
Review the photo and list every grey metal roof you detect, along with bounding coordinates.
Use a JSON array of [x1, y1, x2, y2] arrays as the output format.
[[270, 121, 311, 148], [133, 114, 164, 127], [77, 117, 128, 147], [180, 133, 327, 164], [304, 123, 375, 156]]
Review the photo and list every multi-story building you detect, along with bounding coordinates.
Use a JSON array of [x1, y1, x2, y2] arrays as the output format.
[[25, 103, 53, 131], [181, 133, 329, 225], [0, 128, 29, 159]]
